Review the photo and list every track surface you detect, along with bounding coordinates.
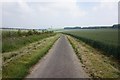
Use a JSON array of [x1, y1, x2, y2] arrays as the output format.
[[26, 35, 89, 78]]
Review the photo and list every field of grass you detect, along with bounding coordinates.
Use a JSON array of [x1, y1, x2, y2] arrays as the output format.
[[2, 34, 60, 79], [64, 29, 118, 46], [67, 35, 120, 78], [2, 30, 55, 53], [63, 29, 119, 59]]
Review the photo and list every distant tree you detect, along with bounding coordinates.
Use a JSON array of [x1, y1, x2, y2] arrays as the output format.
[[113, 24, 120, 29]]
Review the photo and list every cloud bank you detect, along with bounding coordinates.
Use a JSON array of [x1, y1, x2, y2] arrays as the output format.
[[2, 0, 119, 29]]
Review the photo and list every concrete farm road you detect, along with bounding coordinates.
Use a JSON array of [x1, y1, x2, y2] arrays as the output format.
[[26, 35, 89, 78]]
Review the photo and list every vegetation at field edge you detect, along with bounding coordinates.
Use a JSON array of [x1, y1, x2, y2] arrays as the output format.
[[2, 29, 55, 53], [67, 35, 120, 78], [63, 29, 120, 60], [2, 34, 60, 79]]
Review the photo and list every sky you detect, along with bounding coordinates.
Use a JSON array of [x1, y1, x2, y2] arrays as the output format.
[[1, 0, 119, 29]]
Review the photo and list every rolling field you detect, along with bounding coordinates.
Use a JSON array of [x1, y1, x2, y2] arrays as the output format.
[[63, 29, 119, 59]]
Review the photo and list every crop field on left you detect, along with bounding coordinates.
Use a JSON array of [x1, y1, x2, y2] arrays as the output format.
[[2, 29, 60, 79], [2, 29, 55, 53]]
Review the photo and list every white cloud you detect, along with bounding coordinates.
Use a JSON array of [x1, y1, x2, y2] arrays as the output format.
[[17, 0, 32, 13], [1, 0, 118, 28], [91, 2, 118, 25], [2, 0, 87, 28]]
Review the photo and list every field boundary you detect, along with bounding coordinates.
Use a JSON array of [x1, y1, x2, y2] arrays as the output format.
[[2, 34, 60, 79], [64, 33, 120, 60], [67, 35, 120, 78], [3, 34, 57, 65], [2, 30, 55, 53]]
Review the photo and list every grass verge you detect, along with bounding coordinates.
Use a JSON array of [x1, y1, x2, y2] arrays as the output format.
[[67, 35, 120, 78], [2, 34, 60, 80], [64, 33, 119, 60], [2, 31, 56, 53]]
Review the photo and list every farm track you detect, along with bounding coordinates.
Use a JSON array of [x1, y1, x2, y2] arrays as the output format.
[[26, 35, 89, 78]]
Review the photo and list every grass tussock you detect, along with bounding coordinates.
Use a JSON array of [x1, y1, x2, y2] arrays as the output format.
[[67, 35, 120, 78], [2, 34, 60, 79]]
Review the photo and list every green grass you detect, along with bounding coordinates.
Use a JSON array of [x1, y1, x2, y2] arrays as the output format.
[[67, 35, 120, 78], [2, 34, 60, 79], [64, 29, 118, 46], [2, 30, 56, 53], [63, 29, 120, 59]]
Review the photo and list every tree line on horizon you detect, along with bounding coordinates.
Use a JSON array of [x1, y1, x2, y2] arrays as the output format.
[[64, 24, 120, 29]]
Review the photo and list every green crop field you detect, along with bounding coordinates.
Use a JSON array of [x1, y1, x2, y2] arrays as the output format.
[[2, 29, 55, 53], [63, 29, 119, 59], [64, 29, 118, 46]]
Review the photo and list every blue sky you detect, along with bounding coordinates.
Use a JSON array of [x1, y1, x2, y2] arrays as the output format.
[[1, 0, 119, 29]]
